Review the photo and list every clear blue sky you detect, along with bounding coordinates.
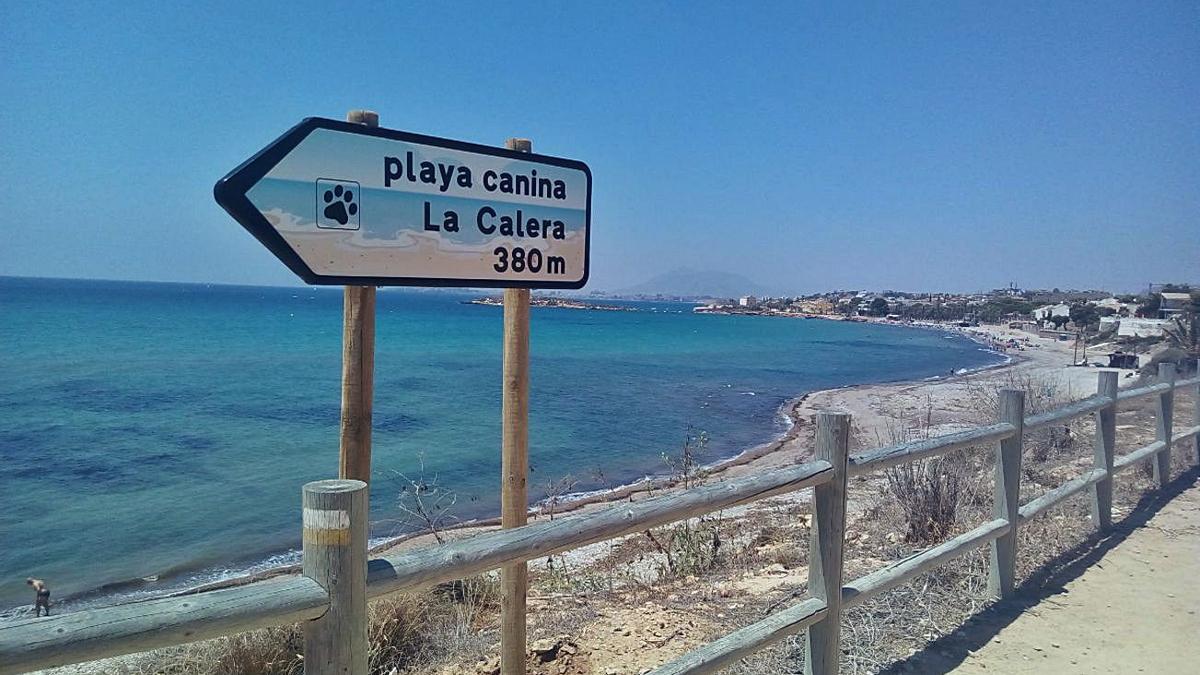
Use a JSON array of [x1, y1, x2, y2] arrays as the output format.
[[2, 1, 1197, 293]]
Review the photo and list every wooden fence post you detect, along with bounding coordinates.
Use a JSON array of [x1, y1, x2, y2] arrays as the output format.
[[500, 135, 533, 675], [1090, 371, 1118, 531], [989, 389, 1024, 599], [1193, 359, 1199, 465], [303, 479, 368, 675], [1153, 363, 1175, 488], [339, 109, 378, 484], [805, 412, 850, 675]]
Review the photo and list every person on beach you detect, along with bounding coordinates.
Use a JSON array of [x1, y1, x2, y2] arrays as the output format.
[[26, 578, 50, 616]]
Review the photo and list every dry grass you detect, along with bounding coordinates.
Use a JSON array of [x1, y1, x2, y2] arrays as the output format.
[[124, 576, 499, 675], [884, 457, 971, 545]]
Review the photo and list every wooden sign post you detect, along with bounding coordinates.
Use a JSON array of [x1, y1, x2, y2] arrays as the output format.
[[339, 109, 378, 483], [500, 137, 533, 675]]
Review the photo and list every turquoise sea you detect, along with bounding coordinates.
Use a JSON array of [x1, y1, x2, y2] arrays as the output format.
[[0, 277, 1004, 613]]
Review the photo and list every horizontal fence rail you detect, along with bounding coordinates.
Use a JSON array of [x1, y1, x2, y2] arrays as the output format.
[[1023, 394, 1110, 431], [1174, 424, 1200, 444], [2, 360, 1197, 675], [1115, 381, 1171, 402], [1113, 440, 1169, 473], [651, 598, 828, 675], [0, 577, 328, 674], [365, 458, 835, 597], [1018, 468, 1108, 523], [847, 423, 1015, 476], [841, 518, 1010, 611]]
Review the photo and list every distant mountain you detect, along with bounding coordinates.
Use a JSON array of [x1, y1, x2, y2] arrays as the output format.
[[613, 268, 771, 299]]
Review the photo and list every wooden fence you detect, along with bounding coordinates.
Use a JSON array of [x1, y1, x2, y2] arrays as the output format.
[[2, 362, 1198, 675]]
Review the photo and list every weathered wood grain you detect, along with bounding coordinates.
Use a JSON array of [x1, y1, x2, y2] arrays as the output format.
[[302, 480, 368, 674], [0, 576, 327, 675], [500, 136, 533, 675], [338, 113, 378, 485], [805, 412, 849, 675], [339, 284, 375, 482], [1024, 394, 1109, 431], [1173, 424, 1200, 444], [1116, 381, 1170, 402], [1193, 360, 1200, 464], [1172, 374, 1200, 388], [848, 422, 1015, 476], [1090, 372, 1119, 531], [1153, 363, 1175, 487], [650, 598, 827, 675], [1113, 440, 1168, 473], [989, 390, 1024, 599], [368, 459, 834, 596], [843, 518, 1010, 610], [1020, 469, 1108, 523]]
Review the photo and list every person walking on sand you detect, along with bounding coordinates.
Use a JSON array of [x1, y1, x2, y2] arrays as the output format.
[[27, 578, 51, 616]]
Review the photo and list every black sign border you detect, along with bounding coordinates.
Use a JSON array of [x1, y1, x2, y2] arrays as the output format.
[[214, 117, 592, 289]]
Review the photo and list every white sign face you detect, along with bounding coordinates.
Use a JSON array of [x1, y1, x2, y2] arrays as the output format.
[[215, 118, 592, 288]]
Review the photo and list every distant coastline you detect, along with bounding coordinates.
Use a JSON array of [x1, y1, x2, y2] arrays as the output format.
[[463, 296, 638, 312]]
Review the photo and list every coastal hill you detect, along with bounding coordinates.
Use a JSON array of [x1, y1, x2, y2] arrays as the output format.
[[613, 267, 770, 299]]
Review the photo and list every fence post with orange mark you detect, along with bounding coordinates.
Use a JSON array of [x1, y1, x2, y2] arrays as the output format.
[[302, 479, 368, 674]]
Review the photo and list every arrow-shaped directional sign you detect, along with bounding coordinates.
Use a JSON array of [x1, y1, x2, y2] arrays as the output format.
[[215, 118, 591, 288]]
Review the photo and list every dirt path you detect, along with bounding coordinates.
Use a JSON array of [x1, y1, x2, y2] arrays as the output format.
[[889, 473, 1200, 674]]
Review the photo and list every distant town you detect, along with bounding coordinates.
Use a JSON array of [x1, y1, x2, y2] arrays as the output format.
[[687, 285, 1194, 334], [476, 283, 1197, 339]]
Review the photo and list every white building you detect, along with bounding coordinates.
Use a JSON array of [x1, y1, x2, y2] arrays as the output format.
[[1116, 318, 1169, 338], [738, 295, 759, 308], [1033, 303, 1070, 321], [1160, 292, 1191, 319]]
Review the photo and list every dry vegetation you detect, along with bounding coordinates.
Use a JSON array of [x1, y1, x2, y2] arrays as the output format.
[[88, 373, 1194, 675]]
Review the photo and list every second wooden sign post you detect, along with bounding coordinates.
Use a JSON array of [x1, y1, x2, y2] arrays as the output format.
[[500, 138, 533, 675]]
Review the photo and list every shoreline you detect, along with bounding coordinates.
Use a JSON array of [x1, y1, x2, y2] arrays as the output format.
[[366, 320, 1091, 557], [4, 320, 1059, 615]]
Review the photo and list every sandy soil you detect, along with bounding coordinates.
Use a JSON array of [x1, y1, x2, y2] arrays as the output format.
[[887, 474, 1200, 675]]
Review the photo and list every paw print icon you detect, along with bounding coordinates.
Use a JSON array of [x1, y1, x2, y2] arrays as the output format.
[[315, 179, 360, 230]]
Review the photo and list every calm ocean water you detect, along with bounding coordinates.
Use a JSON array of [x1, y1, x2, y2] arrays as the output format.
[[0, 277, 1003, 612]]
